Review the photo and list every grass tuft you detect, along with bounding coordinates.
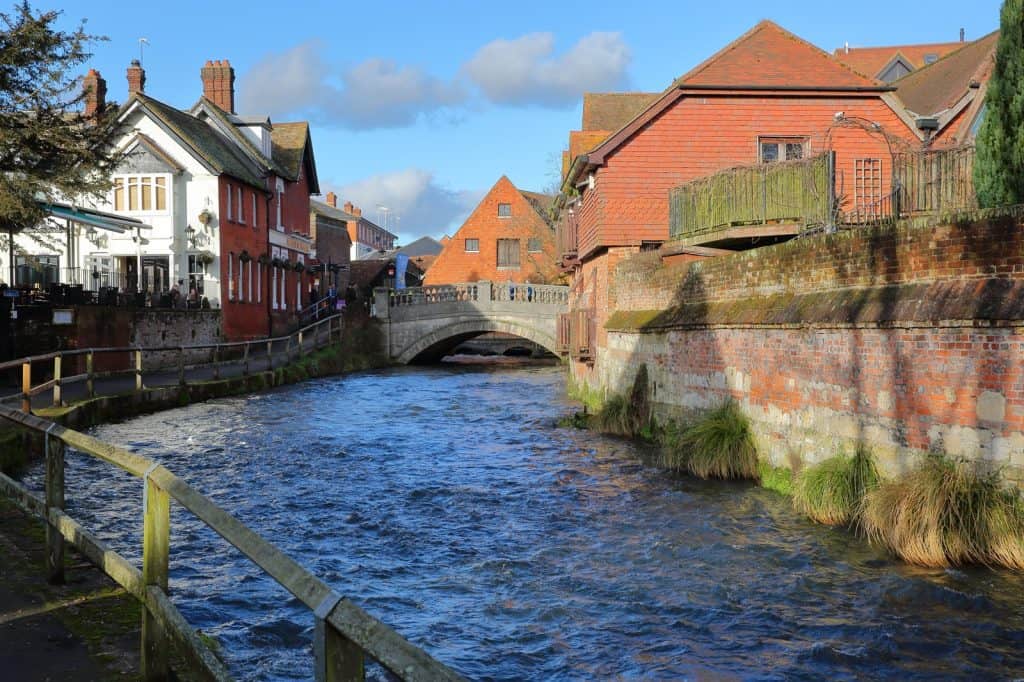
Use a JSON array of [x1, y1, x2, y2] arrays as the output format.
[[592, 365, 652, 438], [759, 461, 794, 497], [666, 401, 758, 480], [859, 454, 1024, 568], [794, 444, 879, 525]]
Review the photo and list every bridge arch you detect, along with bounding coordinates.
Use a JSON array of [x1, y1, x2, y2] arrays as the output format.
[[395, 318, 560, 364]]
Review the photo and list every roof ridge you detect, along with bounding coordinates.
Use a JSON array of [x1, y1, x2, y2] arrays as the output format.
[[892, 28, 1000, 85]]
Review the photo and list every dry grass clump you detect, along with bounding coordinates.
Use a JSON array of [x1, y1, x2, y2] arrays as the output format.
[[663, 401, 758, 480], [859, 455, 1024, 569], [793, 444, 878, 525], [594, 365, 651, 437]]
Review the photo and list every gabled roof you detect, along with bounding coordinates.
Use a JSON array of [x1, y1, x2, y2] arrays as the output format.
[[396, 236, 444, 257], [191, 97, 286, 177], [310, 198, 356, 222], [894, 30, 999, 117], [834, 41, 964, 80], [126, 132, 184, 173], [126, 93, 265, 187], [271, 122, 319, 192], [581, 93, 660, 131], [675, 20, 883, 90], [519, 190, 554, 221]]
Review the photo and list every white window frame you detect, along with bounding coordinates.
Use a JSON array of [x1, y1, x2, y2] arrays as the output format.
[[226, 182, 233, 221], [758, 136, 809, 164], [257, 262, 262, 303], [251, 193, 257, 229], [237, 186, 245, 224], [275, 178, 285, 231], [227, 252, 234, 300], [112, 174, 171, 215]]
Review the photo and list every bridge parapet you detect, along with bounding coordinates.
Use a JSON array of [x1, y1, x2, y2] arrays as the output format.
[[372, 281, 569, 362]]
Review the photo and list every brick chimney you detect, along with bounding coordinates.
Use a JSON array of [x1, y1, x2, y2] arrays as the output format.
[[325, 192, 337, 207], [127, 60, 145, 96], [83, 69, 106, 118], [343, 201, 354, 213], [353, 206, 362, 217], [201, 59, 235, 113]]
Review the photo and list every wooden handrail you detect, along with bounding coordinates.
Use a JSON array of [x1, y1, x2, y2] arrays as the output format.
[[0, 314, 463, 681]]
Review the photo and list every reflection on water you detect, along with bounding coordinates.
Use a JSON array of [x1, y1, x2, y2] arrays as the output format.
[[20, 365, 1024, 680]]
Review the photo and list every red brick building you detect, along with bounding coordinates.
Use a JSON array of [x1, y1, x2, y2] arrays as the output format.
[[557, 20, 929, 378], [424, 176, 559, 286]]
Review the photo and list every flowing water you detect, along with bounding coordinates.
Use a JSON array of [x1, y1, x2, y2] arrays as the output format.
[[19, 364, 1024, 680]]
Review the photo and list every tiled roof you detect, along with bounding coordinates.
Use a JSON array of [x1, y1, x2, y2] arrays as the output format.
[[519, 190, 555, 223], [581, 93, 660, 131], [834, 42, 964, 80], [133, 93, 264, 187], [396, 236, 444, 257], [676, 20, 881, 89], [894, 30, 999, 116], [271, 122, 310, 182], [311, 198, 355, 222]]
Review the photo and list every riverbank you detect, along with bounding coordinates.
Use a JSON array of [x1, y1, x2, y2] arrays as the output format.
[[0, 318, 388, 477]]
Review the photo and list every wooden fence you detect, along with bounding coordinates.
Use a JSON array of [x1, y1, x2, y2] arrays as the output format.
[[894, 145, 976, 215], [0, 313, 464, 681], [669, 152, 834, 241]]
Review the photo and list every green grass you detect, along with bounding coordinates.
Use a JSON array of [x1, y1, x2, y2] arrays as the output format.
[[859, 454, 1024, 568], [591, 365, 653, 439], [793, 444, 879, 525], [759, 461, 794, 497], [664, 401, 759, 480]]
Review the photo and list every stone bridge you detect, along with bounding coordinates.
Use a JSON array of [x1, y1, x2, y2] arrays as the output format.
[[372, 281, 569, 363]]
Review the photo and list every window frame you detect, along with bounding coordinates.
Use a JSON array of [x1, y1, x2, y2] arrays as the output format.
[[112, 174, 171, 215], [496, 238, 521, 270], [527, 237, 542, 253], [497, 203, 512, 218], [757, 136, 809, 164], [464, 238, 480, 253]]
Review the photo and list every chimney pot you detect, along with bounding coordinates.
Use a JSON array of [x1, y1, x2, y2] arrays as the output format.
[[343, 201, 354, 213], [325, 192, 337, 207], [354, 206, 362, 217], [127, 60, 145, 96]]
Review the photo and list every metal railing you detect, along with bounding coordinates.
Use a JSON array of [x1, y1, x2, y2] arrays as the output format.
[[0, 315, 345, 412], [0, 313, 463, 681]]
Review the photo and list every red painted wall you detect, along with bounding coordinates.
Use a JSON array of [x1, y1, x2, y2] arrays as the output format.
[[218, 175, 269, 340], [576, 93, 918, 259]]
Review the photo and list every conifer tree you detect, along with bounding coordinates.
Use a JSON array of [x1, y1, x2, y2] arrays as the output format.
[[974, 0, 1024, 207], [0, 2, 121, 231]]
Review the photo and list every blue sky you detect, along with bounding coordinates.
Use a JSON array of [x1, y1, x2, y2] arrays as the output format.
[[54, 0, 1002, 244]]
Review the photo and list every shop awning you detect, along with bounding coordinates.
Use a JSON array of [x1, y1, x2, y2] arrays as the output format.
[[39, 201, 153, 234]]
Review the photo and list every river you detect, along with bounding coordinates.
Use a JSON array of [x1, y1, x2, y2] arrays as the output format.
[[20, 364, 1024, 680]]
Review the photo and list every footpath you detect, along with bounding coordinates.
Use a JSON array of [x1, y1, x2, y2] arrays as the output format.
[[0, 343, 306, 680]]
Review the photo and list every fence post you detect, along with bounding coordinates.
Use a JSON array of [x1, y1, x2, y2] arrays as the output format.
[[45, 429, 65, 584], [52, 354, 61, 407], [212, 346, 220, 380], [243, 343, 250, 376], [86, 351, 94, 399], [299, 331, 305, 358], [141, 468, 170, 681], [135, 349, 143, 394], [178, 347, 185, 386], [21, 360, 31, 413], [267, 340, 273, 370], [314, 592, 365, 682]]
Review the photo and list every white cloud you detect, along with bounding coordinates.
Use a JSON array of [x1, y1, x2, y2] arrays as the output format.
[[463, 32, 631, 107], [237, 32, 632, 129], [328, 169, 482, 243], [237, 42, 463, 129]]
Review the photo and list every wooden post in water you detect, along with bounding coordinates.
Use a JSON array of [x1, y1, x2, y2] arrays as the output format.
[[267, 340, 273, 370], [243, 343, 250, 376], [52, 354, 61, 407], [85, 351, 94, 398], [45, 431, 65, 584], [212, 346, 220, 380], [142, 470, 170, 681], [21, 361, 30, 413], [135, 349, 143, 393], [177, 347, 185, 386], [314, 593, 365, 682]]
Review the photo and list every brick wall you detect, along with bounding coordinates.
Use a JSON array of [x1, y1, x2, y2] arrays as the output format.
[[219, 175, 270, 340], [424, 176, 559, 286], [575, 211, 1024, 485]]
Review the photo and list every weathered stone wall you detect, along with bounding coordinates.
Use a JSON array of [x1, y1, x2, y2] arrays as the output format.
[[132, 310, 223, 370], [583, 210, 1024, 485]]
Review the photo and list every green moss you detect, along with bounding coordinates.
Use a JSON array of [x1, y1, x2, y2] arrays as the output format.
[[605, 309, 666, 331], [759, 462, 794, 497], [566, 373, 604, 413]]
